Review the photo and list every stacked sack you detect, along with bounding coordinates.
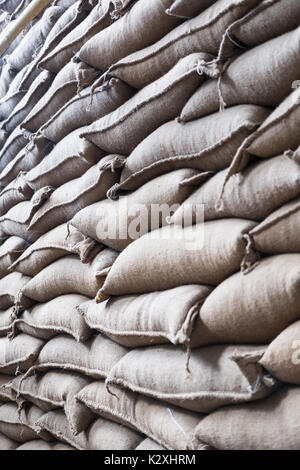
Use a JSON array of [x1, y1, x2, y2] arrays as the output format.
[[0, 0, 299, 451]]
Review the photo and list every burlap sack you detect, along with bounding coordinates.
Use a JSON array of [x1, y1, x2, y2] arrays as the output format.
[[20, 129, 103, 192], [0, 236, 28, 278], [247, 90, 300, 158], [80, 53, 211, 155], [36, 410, 143, 450], [0, 402, 51, 443], [136, 438, 165, 451], [79, 284, 212, 348], [223, 0, 300, 54], [10, 224, 100, 277], [71, 168, 207, 251], [114, 105, 270, 195], [0, 334, 44, 374], [0, 0, 22, 13], [249, 197, 300, 255], [194, 387, 300, 450], [196, 254, 300, 345], [76, 381, 206, 450], [0, 306, 16, 336], [0, 177, 31, 217], [27, 333, 128, 379], [106, 344, 277, 413], [21, 60, 100, 133], [12, 294, 92, 342], [1, 71, 53, 134], [16, 440, 74, 450], [260, 321, 300, 384], [0, 126, 29, 172], [172, 154, 300, 224], [180, 27, 300, 121], [107, 0, 259, 88], [27, 159, 120, 234], [40, 79, 134, 143], [0, 373, 15, 401], [98, 218, 257, 297], [0, 63, 17, 100], [22, 249, 118, 302], [4, 6, 63, 72], [0, 65, 29, 120], [39, 1, 112, 74], [0, 135, 53, 188], [0, 188, 54, 242], [0, 433, 18, 450], [78, 0, 181, 72], [18, 1, 93, 91], [166, 0, 217, 18], [11, 370, 94, 435], [0, 271, 32, 309]]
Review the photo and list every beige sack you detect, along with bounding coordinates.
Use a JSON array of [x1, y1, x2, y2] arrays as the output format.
[[0, 236, 28, 278], [0, 334, 44, 374]]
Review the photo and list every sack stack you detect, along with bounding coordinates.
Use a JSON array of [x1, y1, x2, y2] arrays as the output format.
[[0, 0, 299, 450]]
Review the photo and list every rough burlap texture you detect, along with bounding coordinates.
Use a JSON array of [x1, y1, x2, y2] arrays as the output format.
[[0, 334, 44, 374], [196, 255, 300, 345], [71, 168, 207, 251], [0, 271, 32, 309], [0, 126, 29, 172], [166, 0, 217, 19], [11, 294, 92, 342], [193, 387, 300, 450], [16, 440, 74, 450], [0, 433, 18, 450], [78, 284, 212, 348], [21, 249, 118, 301], [0, 236, 28, 278], [80, 53, 212, 155], [98, 218, 257, 297], [136, 438, 165, 451]]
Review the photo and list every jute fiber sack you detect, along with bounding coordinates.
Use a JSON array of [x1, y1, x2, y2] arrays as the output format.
[[78, 284, 212, 348], [78, 0, 182, 72], [0, 402, 51, 442], [11, 371, 94, 435], [0, 126, 29, 172], [0, 272, 32, 309], [0, 374, 15, 401], [21, 60, 100, 133], [80, 53, 211, 155], [166, 0, 218, 18], [76, 381, 207, 450], [11, 294, 92, 342], [21, 249, 118, 302], [0, 175, 41, 218], [136, 438, 166, 451], [260, 321, 300, 385], [39, 79, 134, 143], [10, 223, 100, 277], [247, 90, 300, 158], [0, 236, 28, 278], [17, 440, 74, 450], [221, 0, 300, 55], [0, 135, 53, 188], [27, 158, 121, 234], [0, 230, 7, 246], [0, 63, 17, 100], [19, 129, 103, 192], [0, 307, 16, 336], [194, 387, 300, 450], [27, 333, 128, 379], [106, 345, 277, 413], [0, 334, 44, 374], [1, 71, 53, 134], [0, 188, 54, 242], [71, 168, 207, 251], [0, 64, 30, 121], [172, 154, 300, 225], [97, 218, 257, 297], [248, 197, 300, 255], [0, 433, 18, 450], [18, 1, 93, 91], [107, 0, 260, 88], [180, 27, 300, 121], [196, 254, 300, 345], [36, 410, 143, 450], [39, 1, 112, 74], [4, 6, 64, 72], [0, 0, 22, 13], [0, 128, 8, 150], [114, 105, 270, 196]]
